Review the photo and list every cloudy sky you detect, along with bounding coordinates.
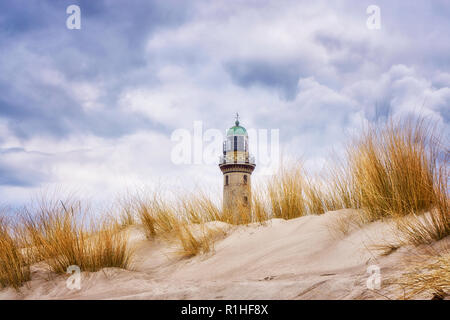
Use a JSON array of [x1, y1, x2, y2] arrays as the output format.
[[0, 0, 449, 207]]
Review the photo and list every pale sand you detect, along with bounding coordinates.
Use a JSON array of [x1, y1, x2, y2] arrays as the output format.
[[1, 209, 448, 300]]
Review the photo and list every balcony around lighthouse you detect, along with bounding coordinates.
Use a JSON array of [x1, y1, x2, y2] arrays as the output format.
[[219, 154, 255, 165]]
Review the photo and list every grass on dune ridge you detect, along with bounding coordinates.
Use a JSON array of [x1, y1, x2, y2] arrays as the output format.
[[344, 117, 449, 245], [25, 198, 133, 274], [0, 216, 31, 289], [0, 115, 448, 296], [0, 197, 133, 289]]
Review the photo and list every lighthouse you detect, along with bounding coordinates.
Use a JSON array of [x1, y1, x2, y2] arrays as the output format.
[[219, 114, 255, 222]]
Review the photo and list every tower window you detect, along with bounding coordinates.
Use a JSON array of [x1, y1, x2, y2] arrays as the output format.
[[225, 175, 228, 186], [243, 196, 248, 205], [243, 175, 247, 185]]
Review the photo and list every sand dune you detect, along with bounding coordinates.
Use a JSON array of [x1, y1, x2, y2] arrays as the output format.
[[1, 209, 448, 300]]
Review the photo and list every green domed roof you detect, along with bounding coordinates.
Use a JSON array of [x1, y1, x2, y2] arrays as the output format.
[[227, 119, 247, 136]]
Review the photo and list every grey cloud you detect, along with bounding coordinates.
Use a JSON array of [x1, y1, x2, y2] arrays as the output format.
[[225, 60, 304, 100], [0, 0, 449, 206], [0, 166, 37, 187], [0, 150, 49, 187], [0, 0, 192, 139]]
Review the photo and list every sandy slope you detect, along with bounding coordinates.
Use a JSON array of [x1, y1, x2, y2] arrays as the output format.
[[1, 209, 448, 300]]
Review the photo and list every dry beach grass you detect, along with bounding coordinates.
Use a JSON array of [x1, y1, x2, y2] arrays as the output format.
[[0, 115, 448, 299]]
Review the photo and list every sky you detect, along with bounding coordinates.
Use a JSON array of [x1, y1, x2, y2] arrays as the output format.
[[0, 0, 449, 208]]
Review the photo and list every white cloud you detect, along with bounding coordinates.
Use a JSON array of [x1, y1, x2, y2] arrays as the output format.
[[1, 0, 449, 207]]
